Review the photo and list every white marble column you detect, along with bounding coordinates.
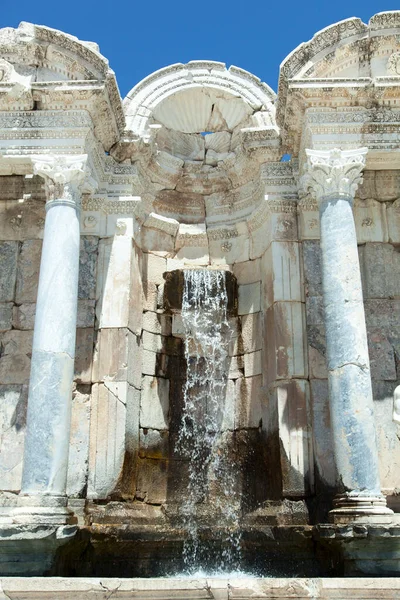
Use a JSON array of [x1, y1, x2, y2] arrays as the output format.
[[15, 155, 89, 524], [303, 148, 392, 523]]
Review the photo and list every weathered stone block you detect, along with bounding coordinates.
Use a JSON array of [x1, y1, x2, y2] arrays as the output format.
[[143, 311, 172, 336], [228, 354, 244, 379], [0, 353, 30, 384], [302, 240, 322, 297], [87, 382, 126, 499], [67, 385, 90, 497], [129, 242, 143, 336], [233, 258, 261, 285], [387, 199, 400, 244], [141, 349, 168, 378], [0, 241, 18, 302], [367, 328, 397, 381], [274, 379, 314, 496], [0, 384, 27, 492], [92, 328, 129, 383], [140, 376, 169, 430], [305, 296, 324, 326], [354, 199, 389, 243], [307, 325, 327, 379], [0, 329, 32, 357], [139, 428, 169, 460], [230, 312, 262, 356], [372, 380, 400, 494], [12, 303, 35, 330], [359, 243, 400, 299], [262, 241, 302, 309], [297, 204, 320, 240], [142, 281, 158, 312], [265, 302, 308, 381], [235, 375, 262, 428], [142, 252, 167, 285], [310, 379, 336, 490], [15, 239, 42, 303], [74, 328, 94, 384], [0, 198, 46, 242], [244, 351, 262, 377], [238, 281, 261, 315], [136, 457, 168, 504], [0, 303, 13, 331], [97, 235, 133, 328], [78, 236, 98, 300], [77, 300, 96, 328]]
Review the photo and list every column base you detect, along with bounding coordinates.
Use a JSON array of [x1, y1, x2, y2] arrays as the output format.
[[329, 494, 394, 524], [9, 495, 77, 525]]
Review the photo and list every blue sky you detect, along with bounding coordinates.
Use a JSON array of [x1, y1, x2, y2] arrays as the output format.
[[2, 1, 397, 99]]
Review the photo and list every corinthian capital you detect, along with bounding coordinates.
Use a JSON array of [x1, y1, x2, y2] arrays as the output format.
[[301, 148, 368, 202], [32, 154, 95, 207]]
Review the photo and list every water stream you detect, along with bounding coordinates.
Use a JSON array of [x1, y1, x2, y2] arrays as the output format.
[[176, 269, 241, 574]]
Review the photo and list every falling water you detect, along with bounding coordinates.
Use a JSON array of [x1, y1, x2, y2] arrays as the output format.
[[176, 269, 242, 574]]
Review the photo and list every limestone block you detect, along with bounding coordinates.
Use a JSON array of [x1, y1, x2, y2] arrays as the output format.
[[141, 227, 176, 253], [142, 331, 163, 354], [297, 203, 320, 240], [205, 379, 235, 432], [87, 382, 127, 499], [0, 353, 30, 384], [92, 328, 129, 383], [265, 301, 307, 381], [0, 199, 45, 242], [143, 311, 172, 336], [274, 379, 314, 496], [143, 281, 158, 311], [387, 200, 400, 244], [81, 210, 106, 237], [12, 303, 35, 330], [15, 239, 42, 303], [228, 354, 244, 379], [66, 386, 90, 497], [262, 241, 302, 309], [209, 233, 250, 266], [249, 203, 298, 260], [238, 282, 261, 315], [78, 236, 98, 300], [0, 241, 18, 301], [354, 199, 388, 243], [127, 332, 143, 390], [172, 314, 184, 338], [175, 244, 210, 266], [302, 240, 322, 297], [97, 235, 132, 328], [230, 313, 262, 356], [235, 375, 262, 428], [139, 428, 169, 460], [128, 243, 143, 336], [305, 296, 324, 326], [244, 351, 262, 377], [0, 329, 32, 357], [0, 303, 13, 331], [367, 328, 397, 381], [136, 457, 168, 504], [310, 379, 336, 489], [233, 258, 261, 285], [74, 328, 94, 384], [372, 381, 400, 494], [0, 384, 27, 492], [140, 376, 169, 430], [359, 243, 400, 299], [307, 325, 327, 379], [141, 349, 168, 378], [77, 299, 96, 328], [364, 298, 400, 329]]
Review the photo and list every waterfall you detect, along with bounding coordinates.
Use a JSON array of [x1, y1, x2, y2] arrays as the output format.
[[176, 269, 241, 574]]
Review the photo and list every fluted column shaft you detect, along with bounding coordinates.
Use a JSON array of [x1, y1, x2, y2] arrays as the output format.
[[303, 148, 392, 522], [19, 156, 89, 516]]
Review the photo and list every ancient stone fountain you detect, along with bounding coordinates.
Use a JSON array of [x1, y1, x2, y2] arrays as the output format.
[[1, 11, 400, 599]]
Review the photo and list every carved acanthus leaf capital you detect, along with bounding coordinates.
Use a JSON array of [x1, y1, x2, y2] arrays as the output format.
[[300, 148, 368, 202], [32, 154, 95, 206]]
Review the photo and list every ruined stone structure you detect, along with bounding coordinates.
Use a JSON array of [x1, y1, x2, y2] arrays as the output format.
[[1, 11, 400, 593]]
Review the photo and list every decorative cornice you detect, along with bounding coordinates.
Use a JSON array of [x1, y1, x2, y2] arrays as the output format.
[[301, 148, 368, 202]]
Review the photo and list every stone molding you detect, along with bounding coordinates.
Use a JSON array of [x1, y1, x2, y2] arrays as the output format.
[[32, 155, 94, 208], [301, 148, 368, 202]]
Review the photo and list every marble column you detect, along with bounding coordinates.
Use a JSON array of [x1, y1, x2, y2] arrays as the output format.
[[14, 155, 89, 524], [303, 148, 392, 523]]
